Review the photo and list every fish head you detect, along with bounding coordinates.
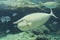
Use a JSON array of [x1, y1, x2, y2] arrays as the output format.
[[17, 21, 27, 27], [17, 20, 33, 31]]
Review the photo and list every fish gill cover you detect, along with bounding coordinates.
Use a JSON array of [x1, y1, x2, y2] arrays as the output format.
[[0, 0, 60, 40]]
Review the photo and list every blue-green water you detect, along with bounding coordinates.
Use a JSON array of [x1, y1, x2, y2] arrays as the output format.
[[0, 0, 60, 40]]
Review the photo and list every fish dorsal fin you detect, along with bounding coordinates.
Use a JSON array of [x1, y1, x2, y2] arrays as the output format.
[[50, 8, 58, 18]]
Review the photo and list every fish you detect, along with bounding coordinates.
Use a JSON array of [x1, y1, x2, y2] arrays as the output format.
[[5, 16, 11, 22], [0, 16, 6, 23], [0, 16, 11, 23], [13, 9, 57, 31], [42, 2, 59, 9], [52, 21, 58, 25], [12, 13, 17, 17]]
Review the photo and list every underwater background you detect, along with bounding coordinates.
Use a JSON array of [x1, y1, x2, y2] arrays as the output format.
[[0, 0, 60, 40]]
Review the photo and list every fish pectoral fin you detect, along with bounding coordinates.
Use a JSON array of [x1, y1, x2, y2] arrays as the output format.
[[40, 25, 46, 29], [39, 25, 49, 30], [40, 25, 46, 27], [27, 22, 32, 26]]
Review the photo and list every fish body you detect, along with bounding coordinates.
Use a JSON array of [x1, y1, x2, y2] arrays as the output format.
[[43, 2, 59, 9], [13, 9, 57, 31]]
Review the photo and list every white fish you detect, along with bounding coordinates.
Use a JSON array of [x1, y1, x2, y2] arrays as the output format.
[[6, 30, 10, 33], [5, 16, 11, 22], [12, 13, 17, 17], [13, 9, 57, 31], [0, 16, 11, 23], [42, 2, 59, 9], [52, 21, 58, 25], [0, 16, 6, 23]]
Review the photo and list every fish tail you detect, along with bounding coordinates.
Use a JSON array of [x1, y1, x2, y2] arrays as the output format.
[[50, 9, 58, 18]]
